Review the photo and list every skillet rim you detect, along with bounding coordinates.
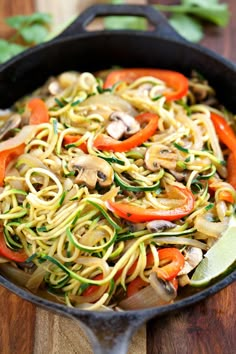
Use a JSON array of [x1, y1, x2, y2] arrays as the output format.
[[0, 29, 235, 318]]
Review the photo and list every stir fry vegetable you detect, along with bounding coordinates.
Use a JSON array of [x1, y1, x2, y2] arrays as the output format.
[[104, 68, 189, 101], [0, 68, 235, 311]]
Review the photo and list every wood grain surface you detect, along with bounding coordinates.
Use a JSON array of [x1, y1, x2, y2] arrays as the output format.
[[0, 1, 235, 354]]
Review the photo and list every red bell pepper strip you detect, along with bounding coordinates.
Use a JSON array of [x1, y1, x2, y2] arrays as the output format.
[[127, 276, 148, 297], [104, 68, 189, 101], [227, 152, 236, 189], [218, 190, 235, 204], [115, 252, 154, 280], [210, 112, 236, 152], [154, 248, 185, 281], [107, 186, 194, 223], [93, 113, 159, 153], [209, 174, 235, 203], [82, 274, 103, 296], [28, 98, 49, 125], [0, 143, 25, 187], [0, 231, 27, 262], [128, 248, 183, 280], [63, 135, 88, 153], [117, 247, 183, 292]]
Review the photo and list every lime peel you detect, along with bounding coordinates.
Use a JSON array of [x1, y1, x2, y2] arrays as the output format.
[[190, 214, 236, 287]]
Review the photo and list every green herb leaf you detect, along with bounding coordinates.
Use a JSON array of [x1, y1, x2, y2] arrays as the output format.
[[104, 16, 147, 31], [37, 226, 47, 232], [0, 39, 25, 64], [105, 1, 147, 31], [155, 2, 229, 27], [6, 13, 52, 30], [6, 15, 30, 29], [25, 12, 52, 25], [55, 98, 65, 108], [205, 203, 214, 211], [169, 14, 203, 43], [20, 24, 49, 44], [71, 98, 84, 107], [173, 142, 189, 153], [151, 95, 163, 101], [182, 0, 220, 7]]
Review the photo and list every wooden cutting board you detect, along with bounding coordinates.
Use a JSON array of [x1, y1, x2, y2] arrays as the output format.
[[0, 1, 235, 353]]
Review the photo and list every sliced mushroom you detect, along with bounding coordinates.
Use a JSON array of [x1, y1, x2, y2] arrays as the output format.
[[106, 119, 127, 140], [137, 83, 153, 96], [145, 144, 178, 171], [146, 220, 176, 233], [149, 272, 177, 303], [58, 71, 78, 89], [0, 114, 21, 141], [0, 109, 11, 121], [178, 247, 203, 276], [48, 81, 61, 95], [106, 111, 140, 140], [69, 155, 114, 189], [169, 169, 186, 182]]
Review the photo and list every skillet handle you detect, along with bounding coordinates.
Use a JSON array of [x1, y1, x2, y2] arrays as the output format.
[[69, 311, 150, 354], [56, 4, 186, 42]]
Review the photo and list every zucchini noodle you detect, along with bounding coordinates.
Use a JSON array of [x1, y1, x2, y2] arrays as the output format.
[[0, 68, 235, 311]]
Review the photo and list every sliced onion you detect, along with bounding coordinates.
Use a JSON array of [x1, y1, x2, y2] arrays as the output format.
[[5, 167, 25, 191], [157, 198, 184, 208], [80, 93, 137, 116], [119, 273, 176, 310], [73, 293, 109, 310], [76, 256, 110, 277], [78, 228, 108, 247], [195, 213, 228, 237], [101, 186, 120, 201], [69, 284, 108, 304], [26, 262, 49, 292], [153, 236, 208, 250], [0, 125, 36, 153], [119, 285, 161, 310], [216, 200, 227, 222], [70, 256, 111, 304], [149, 272, 177, 302], [17, 154, 48, 173], [0, 263, 31, 287]]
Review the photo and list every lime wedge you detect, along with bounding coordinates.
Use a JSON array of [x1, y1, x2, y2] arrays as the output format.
[[190, 214, 236, 287]]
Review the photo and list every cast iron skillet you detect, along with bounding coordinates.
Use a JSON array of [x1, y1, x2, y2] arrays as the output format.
[[0, 4, 236, 354]]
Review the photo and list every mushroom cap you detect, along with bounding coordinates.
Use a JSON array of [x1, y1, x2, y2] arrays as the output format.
[[0, 114, 21, 141], [145, 143, 178, 171], [69, 155, 114, 189], [106, 111, 140, 140]]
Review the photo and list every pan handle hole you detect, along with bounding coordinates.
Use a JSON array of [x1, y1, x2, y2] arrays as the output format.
[[85, 15, 154, 32]]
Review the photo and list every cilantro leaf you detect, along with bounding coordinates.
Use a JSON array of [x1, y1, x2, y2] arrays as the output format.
[[20, 24, 49, 44], [169, 14, 203, 43]]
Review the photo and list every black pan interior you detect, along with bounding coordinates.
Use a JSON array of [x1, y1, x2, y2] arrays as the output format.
[[0, 32, 236, 112]]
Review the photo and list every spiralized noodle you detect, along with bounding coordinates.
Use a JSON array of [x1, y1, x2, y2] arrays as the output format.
[[0, 69, 235, 311]]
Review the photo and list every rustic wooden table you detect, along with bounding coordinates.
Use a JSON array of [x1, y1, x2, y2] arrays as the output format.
[[0, 1, 235, 353]]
